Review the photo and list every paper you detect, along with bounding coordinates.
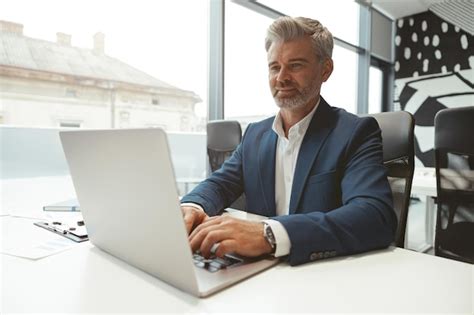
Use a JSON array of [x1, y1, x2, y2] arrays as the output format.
[[1, 215, 83, 260], [1, 237, 76, 260]]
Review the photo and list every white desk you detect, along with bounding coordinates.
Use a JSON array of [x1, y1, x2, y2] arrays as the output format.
[[1, 216, 473, 313], [2, 175, 472, 313]]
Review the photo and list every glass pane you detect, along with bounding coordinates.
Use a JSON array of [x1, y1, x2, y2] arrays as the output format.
[[224, 1, 276, 126], [1, 0, 208, 193], [322, 45, 358, 114], [225, 2, 357, 124], [369, 66, 383, 113], [257, 0, 360, 46], [0, 0, 208, 132]]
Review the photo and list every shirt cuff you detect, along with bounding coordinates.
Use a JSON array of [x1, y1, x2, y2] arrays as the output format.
[[180, 202, 205, 213], [263, 219, 291, 257]]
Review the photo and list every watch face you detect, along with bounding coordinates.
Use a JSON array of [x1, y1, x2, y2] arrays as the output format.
[[265, 224, 276, 246]]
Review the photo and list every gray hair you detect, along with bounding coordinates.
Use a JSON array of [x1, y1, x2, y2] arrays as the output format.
[[265, 16, 334, 61]]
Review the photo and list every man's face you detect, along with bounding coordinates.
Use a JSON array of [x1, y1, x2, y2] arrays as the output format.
[[267, 36, 332, 110]]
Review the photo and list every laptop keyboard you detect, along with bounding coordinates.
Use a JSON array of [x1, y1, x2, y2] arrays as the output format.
[[193, 252, 243, 273]]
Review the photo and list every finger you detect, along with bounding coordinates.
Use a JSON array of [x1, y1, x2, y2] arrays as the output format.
[[189, 224, 221, 253], [200, 230, 232, 258], [189, 216, 223, 240], [182, 210, 199, 234], [182, 214, 193, 234], [214, 239, 238, 258]]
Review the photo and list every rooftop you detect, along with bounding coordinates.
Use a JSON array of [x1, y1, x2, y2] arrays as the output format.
[[0, 20, 198, 98]]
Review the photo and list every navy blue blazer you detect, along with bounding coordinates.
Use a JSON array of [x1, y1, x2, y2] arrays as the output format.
[[182, 98, 397, 265]]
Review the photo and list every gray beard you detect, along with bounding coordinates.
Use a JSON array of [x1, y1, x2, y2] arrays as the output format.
[[273, 85, 318, 109], [274, 93, 307, 109]]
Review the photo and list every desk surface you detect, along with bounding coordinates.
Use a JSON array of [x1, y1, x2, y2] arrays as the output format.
[[2, 216, 472, 314], [1, 175, 472, 313]]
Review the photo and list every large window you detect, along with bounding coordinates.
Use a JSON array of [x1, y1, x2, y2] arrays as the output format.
[[321, 45, 358, 113], [1, 0, 209, 193], [224, 1, 275, 125], [224, 1, 359, 125], [0, 0, 208, 132]]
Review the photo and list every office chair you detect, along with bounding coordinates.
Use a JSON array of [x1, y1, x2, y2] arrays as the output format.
[[367, 111, 415, 248], [207, 120, 246, 210], [434, 107, 474, 264]]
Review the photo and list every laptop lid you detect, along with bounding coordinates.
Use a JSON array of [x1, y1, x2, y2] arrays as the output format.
[[60, 128, 200, 296]]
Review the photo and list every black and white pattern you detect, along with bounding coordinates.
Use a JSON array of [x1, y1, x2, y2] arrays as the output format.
[[394, 11, 474, 167]]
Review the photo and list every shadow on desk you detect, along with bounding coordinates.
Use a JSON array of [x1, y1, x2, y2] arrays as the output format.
[[85, 244, 398, 299], [84, 247, 201, 307]]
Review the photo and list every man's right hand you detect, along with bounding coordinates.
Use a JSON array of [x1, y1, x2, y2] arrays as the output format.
[[181, 206, 209, 234]]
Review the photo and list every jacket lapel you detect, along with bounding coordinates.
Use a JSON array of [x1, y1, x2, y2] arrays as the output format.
[[258, 129, 278, 217], [289, 99, 335, 214]]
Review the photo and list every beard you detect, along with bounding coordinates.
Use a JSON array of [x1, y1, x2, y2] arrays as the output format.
[[273, 82, 319, 110]]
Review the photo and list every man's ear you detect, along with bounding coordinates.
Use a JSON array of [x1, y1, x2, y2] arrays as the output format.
[[322, 58, 333, 82]]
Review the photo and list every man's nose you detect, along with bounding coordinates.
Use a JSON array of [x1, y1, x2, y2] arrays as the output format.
[[276, 67, 291, 83]]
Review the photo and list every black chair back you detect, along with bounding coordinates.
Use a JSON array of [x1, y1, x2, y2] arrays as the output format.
[[434, 106, 474, 263], [207, 120, 246, 210], [207, 120, 242, 172], [367, 111, 415, 248]]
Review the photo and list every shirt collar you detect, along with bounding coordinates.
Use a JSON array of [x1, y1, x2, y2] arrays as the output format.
[[272, 98, 320, 139]]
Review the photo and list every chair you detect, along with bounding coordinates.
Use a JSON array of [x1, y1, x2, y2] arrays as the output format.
[[207, 120, 246, 210], [434, 107, 474, 263], [367, 111, 415, 248]]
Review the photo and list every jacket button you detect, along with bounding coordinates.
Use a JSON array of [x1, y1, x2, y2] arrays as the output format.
[[310, 253, 319, 261], [331, 251, 337, 257], [318, 252, 324, 259], [323, 251, 331, 258]]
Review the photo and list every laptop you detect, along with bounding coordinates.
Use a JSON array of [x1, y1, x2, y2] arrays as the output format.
[[59, 128, 279, 297]]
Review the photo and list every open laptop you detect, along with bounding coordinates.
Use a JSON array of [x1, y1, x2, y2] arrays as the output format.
[[59, 128, 279, 297]]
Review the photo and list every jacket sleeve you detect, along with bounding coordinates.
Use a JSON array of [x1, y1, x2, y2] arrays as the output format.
[[273, 117, 397, 266], [180, 126, 250, 216]]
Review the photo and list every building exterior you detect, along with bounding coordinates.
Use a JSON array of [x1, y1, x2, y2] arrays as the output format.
[[0, 20, 203, 131]]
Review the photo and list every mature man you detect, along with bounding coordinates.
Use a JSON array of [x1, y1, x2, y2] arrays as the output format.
[[181, 16, 396, 266]]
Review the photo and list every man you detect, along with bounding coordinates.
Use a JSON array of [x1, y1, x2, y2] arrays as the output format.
[[181, 16, 396, 266]]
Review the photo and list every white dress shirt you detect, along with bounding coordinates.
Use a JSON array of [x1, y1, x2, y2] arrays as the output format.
[[183, 98, 320, 258], [265, 98, 320, 257]]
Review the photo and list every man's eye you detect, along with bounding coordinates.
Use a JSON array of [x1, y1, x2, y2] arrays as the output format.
[[290, 63, 302, 69], [269, 66, 280, 72]]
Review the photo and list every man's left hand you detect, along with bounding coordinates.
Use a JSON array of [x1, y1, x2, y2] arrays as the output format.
[[188, 216, 273, 258]]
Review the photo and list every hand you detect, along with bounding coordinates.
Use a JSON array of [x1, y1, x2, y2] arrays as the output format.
[[181, 206, 209, 234], [188, 216, 273, 258]]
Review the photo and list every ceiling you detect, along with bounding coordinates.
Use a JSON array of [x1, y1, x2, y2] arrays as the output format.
[[368, 0, 446, 19], [362, 0, 473, 35]]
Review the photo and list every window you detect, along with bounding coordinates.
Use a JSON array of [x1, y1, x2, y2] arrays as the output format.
[[1, 0, 208, 132], [119, 110, 130, 128], [257, 0, 361, 46], [225, 1, 359, 123], [224, 1, 275, 125], [369, 66, 383, 113], [65, 88, 77, 98], [322, 45, 359, 113], [2, 0, 209, 189], [370, 57, 392, 113]]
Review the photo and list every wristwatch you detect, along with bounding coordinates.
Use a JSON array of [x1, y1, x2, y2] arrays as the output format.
[[263, 222, 276, 254]]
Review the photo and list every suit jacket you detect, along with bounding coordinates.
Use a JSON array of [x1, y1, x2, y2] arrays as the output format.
[[181, 98, 397, 265]]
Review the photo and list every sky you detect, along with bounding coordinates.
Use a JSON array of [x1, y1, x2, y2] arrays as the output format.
[[1, 0, 209, 117]]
